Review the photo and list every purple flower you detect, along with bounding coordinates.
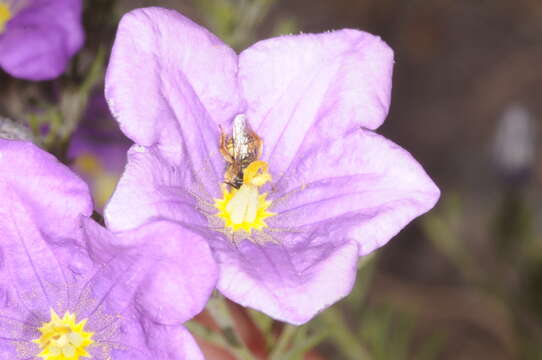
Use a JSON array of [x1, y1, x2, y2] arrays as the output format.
[[0, 139, 217, 359], [0, 0, 84, 80], [104, 7, 440, 324]]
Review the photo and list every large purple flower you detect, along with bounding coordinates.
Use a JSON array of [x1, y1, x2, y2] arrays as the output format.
[[0, 139, 217, 359], [104, 7, 440, 325], [0, 0, 83, 80]]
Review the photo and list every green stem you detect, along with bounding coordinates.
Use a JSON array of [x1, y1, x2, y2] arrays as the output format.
[[285, 327, 329, 360], [204, 294, 255, 360], [269, 324, 297, 360]]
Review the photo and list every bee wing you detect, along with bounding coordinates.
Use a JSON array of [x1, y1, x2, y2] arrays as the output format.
[[232, 114, 249, 159]]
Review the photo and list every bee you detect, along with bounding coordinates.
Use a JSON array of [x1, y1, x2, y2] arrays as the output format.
[[219, 114, 263, 189]]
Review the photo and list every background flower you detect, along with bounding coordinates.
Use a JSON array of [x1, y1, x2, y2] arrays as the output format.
[[68, 92, 131, 212], [0, 0, 84, 80], [104, 7, 440, 325], [0, 139, 217, 359]]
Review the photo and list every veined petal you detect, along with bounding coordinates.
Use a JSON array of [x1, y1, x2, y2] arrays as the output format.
[[82, 218, 218, 325], [105, 7, 242, 156], [0, 0, 83, 80], [0, 140, 92, 246], [239, 30, 393, 177], [269, 129, 440, 256], [214, 238, 359, 324], [0, 298, 30, 359], [0, 188, 69, 321], [104, 145, 213, 233]]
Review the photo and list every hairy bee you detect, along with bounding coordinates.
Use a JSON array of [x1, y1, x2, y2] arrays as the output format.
[[219, 114, 263, 189]]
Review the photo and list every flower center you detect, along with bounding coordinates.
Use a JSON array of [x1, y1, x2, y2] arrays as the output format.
[[33, 309, 94, 360], [215, 160, 275, 233], [0, 2, 12, 34]]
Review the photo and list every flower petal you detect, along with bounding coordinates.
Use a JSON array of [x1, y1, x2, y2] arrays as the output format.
[[0, 187, 69, 320], [0, 253, 42, 352], [82, 218, 218, 325], [147, 324, 205, 360], [0, 0, 83, 80], [108, 314, 204, 360], [0, 283, 42, 356], [213, 238, 359, 324], [0, 338, 19, 359], [143, 321, 205, 360], [268, 129, 440, 256], [239, 29, 393, 177], [104, 145, 216, 232], [105, 7, 241, 153], [0, 140, 92, 244]]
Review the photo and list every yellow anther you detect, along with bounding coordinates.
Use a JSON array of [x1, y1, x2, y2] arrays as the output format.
[[215, 160, 275, 233], [0, 3, 12, 34], [243, 160, 272, 187], [33, 309, 94, 360]]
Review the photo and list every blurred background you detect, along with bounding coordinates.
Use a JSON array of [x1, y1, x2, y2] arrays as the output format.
[[1, 0, 541, 359]]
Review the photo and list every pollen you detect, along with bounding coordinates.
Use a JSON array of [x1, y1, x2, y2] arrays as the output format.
[[215, 161, 275, 233], [33, 309, 94, 360], [0, 2, 12, 34]]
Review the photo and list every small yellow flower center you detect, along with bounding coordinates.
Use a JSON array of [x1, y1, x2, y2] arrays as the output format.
[[33, 309, 94, 360], [215, 160, 275, 233], [0, 2, 12, 34]]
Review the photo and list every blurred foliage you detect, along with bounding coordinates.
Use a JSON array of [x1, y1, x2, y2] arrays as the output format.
[[194, 0, 297, 49], [422, 191, 542, 360]]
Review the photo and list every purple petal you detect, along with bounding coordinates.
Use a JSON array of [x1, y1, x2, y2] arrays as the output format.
[[82, 218, 218, 325], [0, 140, 92, 241], [269, 129, 440, 256], [239, 30, 393, 177], [0, 259, 42, 354], [109, 313, 204, 360], [105, 7, 242, 152], [0, 189, 69, 321], [145, 324, 205, 360], [104, 145, 214, 232], [214, 239, 359, 324], [0, 0, 83, 80]]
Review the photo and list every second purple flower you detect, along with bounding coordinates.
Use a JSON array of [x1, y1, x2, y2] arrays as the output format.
[[0, 139, 217, 359]]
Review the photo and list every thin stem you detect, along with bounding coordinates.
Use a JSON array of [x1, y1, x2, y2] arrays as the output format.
[[285, 327, 329, 360], [204, 294, 255, 360], [269, 324, 297, 360]]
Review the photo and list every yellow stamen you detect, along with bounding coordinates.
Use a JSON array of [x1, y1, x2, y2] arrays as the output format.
[[0, 3, 12, 34], [33, 309, 94, 360], [243, 160, 272, 186], [214, 161, 275, 233]]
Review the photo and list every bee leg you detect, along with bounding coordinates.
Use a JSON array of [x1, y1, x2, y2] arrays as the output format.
[[219, 125, 234, 163], [255, 133, 263, 159]]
